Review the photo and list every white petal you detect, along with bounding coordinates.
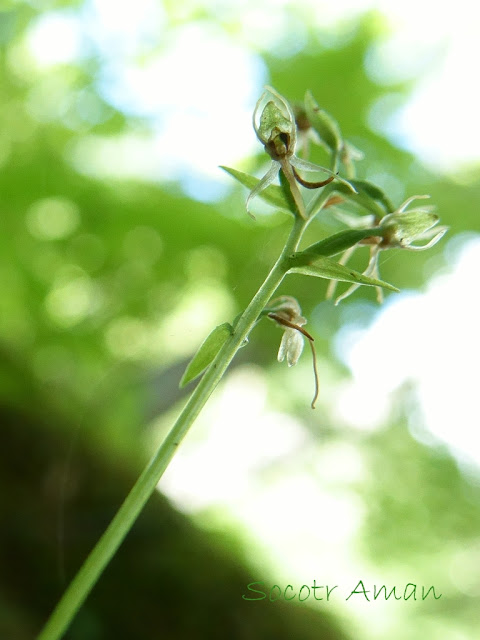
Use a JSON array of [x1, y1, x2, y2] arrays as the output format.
[[289, 155, 332, 173], [397, 194, 430, 213], [252, 91, 269, 139], [245, 161, 280, 215], [326, 245, 356, 301], [277, 328, 304, 366], [405, 226, 448, 251], [286, 330, 304, 367], [277, 329, 288, 362]]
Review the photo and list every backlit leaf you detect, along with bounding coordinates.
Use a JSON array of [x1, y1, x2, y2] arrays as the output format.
[[220, 166, 291, 212], [294, 228, 382, 263], [180, 322, 233, 388], [289, 257, 398, 291], [334, 180, 395, 216], [304, 91, 342, 152]]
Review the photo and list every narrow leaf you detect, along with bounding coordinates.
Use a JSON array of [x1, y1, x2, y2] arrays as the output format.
[[220, 166, 291, 212], [334, 180, 395, 216], [352, 180, 395, 212], [180, 322, 233, 388], [245, 162, 280, 217], [289, 257, 399, 292], [293, 228, 382, 264]]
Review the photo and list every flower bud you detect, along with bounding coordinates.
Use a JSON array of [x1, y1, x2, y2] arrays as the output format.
[[304, 90, 342, 153], [253, 87, 297, 160]]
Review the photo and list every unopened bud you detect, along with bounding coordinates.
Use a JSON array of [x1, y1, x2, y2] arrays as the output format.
[[304, 90, 342, 153]]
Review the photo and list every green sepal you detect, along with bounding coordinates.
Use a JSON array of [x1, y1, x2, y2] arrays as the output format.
[[279, 167, 302, 216], [180, 322, 233, 388], [289, 257, 399, 292], [380, 210, 439, 245], [334, 180, 395, 216], [304, 91, 342, 152], [220, 166, 291, 212], [256, 100, 294, 146], [293, 227, 382, 264]]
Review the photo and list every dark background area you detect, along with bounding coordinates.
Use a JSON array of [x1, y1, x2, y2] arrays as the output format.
[[1, 2, 479, 638]]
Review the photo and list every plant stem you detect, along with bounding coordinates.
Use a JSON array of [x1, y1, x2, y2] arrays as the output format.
[[38, 214, 308, 640]]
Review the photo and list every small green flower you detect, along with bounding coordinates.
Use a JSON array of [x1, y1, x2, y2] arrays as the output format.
[[267, 296, 319, 408], [379, 195, 448, 251], [268, 296, 307, 366], [329, 195, 447, 305], [246, 87, 356, 219]]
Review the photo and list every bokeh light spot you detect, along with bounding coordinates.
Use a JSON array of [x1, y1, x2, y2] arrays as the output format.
[[26, 11, 83, 67], [45, 273, 98, 327], [26, 197, 80, 240]]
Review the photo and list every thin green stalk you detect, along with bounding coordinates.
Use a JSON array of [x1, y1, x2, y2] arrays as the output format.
[[38, 214, 308, 640]]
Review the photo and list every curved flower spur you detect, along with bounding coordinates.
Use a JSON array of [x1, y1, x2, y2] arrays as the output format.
[[266, 296, 320, 409], [246, 86, 357, 219]]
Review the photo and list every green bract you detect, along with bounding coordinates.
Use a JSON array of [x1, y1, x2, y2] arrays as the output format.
[[289, 258, 399, 292], [180, 322, 233, 388], [334, 179, 395, 216], [293, 227, 382, 262], [220, 166, 292, 212], [304, 90, 342, 153]]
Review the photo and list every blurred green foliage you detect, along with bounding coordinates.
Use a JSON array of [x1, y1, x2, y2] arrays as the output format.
[[1, 3, 480, 639]]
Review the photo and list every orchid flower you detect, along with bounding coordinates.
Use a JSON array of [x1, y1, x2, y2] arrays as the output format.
[[246, 87, 357, 219], [267, 296, 319, 408], [330, 195, 448, 305]]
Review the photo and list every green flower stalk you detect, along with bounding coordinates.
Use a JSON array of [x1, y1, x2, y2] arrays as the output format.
[[38, 87, 445, 640]]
